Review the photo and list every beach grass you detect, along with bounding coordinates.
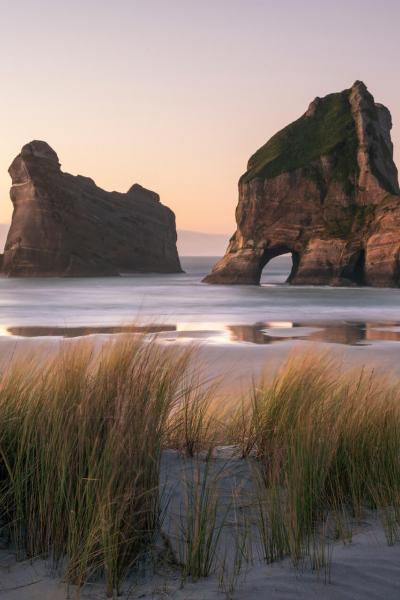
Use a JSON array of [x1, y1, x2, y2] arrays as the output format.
[[177, 459, 226, 581], [0, 337, 191, 597], [166, 373, 220, 457], [248, 353, 400, 566], [0, 342, 400, 595]]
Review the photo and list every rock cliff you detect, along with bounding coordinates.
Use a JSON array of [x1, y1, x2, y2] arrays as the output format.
[[204, 81, 400, 286], [1, 141, 182, 277]]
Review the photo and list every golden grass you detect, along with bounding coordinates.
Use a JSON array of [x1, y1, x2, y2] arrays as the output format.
[[247, 353, 400, 565], [0, 342, 400, 593], [0, 337, 191, 596]]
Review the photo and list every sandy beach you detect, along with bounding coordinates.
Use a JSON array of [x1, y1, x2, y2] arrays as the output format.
[[2, 326, 400, 391], [1, 444, 400, 599], [0, 331, 399, 599]]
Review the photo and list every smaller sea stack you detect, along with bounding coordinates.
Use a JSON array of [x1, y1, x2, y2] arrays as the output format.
[[1, 141, 182, 277]]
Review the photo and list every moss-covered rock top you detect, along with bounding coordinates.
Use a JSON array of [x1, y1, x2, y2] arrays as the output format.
[[241, 89, 359, 184]]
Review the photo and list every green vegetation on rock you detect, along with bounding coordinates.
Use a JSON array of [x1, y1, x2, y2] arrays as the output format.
[[241, 90, 359, 185]]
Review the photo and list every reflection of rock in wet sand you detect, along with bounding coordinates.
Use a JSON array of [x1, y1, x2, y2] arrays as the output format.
[[365, 323, 400, 342], [6, 321, 400, 346], [228, 322, 366, 345], [228, 321, 400, 346], [229, 323, 274, 344], [7, 324, 176, 338], [304, 322, 367, 346], [307, 321, 400, 345]]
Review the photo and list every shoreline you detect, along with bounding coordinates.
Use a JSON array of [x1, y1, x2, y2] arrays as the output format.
[[1, 327, 400, 392]]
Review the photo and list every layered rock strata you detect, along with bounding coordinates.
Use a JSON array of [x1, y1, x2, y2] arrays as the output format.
[[204, 82, 400, 286], [1, 141, 182, 276]]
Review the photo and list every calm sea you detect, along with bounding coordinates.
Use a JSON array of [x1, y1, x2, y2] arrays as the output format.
[[0, 256, 400, 345]]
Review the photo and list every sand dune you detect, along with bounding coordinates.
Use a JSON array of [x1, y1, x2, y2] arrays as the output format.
[[0, 335, 400, 598], [1, 451, 400, 599]]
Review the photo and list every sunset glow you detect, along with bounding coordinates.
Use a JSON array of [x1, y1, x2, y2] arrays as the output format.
[[1, 0, 399, 235]]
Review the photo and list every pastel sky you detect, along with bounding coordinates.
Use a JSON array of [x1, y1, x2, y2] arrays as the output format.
[[1, 0, 399, 234]]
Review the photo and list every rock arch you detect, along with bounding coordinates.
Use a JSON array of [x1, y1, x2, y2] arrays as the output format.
[[204, 82, 400, 287]]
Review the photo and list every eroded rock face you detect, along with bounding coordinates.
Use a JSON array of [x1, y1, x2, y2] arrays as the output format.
[[204, 81, 400, 286], [1, 141, 182, 276]]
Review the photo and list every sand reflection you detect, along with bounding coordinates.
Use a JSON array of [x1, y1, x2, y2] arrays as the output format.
[[4, 321, 400, 347], [228, 321, 400, 346]]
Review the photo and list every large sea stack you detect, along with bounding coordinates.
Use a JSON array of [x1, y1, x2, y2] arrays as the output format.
[[204, 81, 400, 286], [1, 141, 182, 276]]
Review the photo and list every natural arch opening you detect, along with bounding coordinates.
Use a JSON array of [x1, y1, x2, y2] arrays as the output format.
[[351, 249, 365, 285], [260, 249, 299, 285]]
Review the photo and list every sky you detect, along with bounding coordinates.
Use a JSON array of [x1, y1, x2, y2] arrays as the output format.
[[0, 0, 399, 236]]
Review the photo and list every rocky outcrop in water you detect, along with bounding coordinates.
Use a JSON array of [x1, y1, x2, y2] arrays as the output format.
[[1, 141, 182, 276], [204, 81, 400, 286]]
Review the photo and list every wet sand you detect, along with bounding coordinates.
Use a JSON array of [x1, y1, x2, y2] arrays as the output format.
[[1, 323, 400, 393]]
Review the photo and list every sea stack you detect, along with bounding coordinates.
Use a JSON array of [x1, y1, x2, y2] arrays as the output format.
[[204, 81, 400, 287], [1, 141, 182, 276]]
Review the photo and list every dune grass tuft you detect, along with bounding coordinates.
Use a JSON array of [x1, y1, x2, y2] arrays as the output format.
[[246, 353, 400, 566], [1, 343, 400, 593], [0, 337, 191, 596]]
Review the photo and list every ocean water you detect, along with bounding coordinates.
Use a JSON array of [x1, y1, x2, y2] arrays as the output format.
[[0, 256, 400, 345]]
